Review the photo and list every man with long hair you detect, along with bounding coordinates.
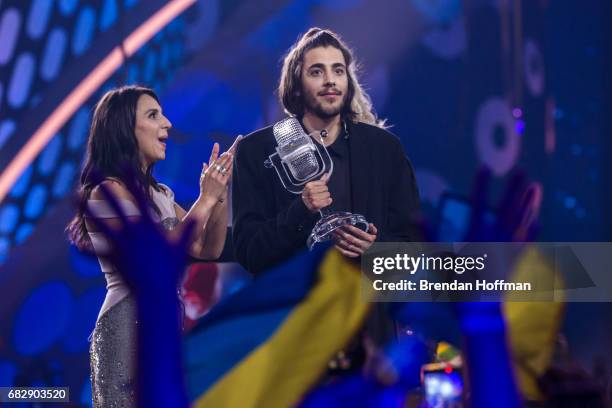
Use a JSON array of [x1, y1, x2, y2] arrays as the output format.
[[232, 28, 420, 369]]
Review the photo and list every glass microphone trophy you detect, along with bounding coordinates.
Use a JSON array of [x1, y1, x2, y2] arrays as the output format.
[[264, 117, 369, 249]]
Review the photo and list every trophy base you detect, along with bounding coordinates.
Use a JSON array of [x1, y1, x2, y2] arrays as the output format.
[[307, 212, 369, 250]]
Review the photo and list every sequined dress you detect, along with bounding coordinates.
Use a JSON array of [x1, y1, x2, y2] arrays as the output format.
[[87, 184, 179, 407]]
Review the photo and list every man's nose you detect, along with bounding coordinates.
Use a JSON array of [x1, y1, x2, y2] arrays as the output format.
[[324, 77, 336, 87]]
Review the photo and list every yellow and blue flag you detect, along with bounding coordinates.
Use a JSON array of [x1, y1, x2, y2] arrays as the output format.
[[184, 245, 370, 407]]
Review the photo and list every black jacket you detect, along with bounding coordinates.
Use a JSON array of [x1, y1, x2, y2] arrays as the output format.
[[232, 120, 420, 275]]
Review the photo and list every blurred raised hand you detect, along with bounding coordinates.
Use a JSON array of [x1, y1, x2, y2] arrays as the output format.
[[465, 167, 541, 243], [85, 171, 195, 301], [84, 169, 191, 408], [458, 168, 541, 408]]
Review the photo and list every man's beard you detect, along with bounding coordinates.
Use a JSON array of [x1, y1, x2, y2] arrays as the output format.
[[303, 91, 348, 119]]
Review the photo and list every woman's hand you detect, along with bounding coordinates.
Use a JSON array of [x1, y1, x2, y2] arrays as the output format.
[[224, 135, 242, 184], [200, 150, 232, 204], [199, 136, 242, 204]]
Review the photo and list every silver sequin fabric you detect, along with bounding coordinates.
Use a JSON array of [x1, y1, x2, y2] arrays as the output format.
[[89, 216, 179, 408], [90, 295, 138, 407], [161, 216, 180, 231], [89, 186, 180, 407]]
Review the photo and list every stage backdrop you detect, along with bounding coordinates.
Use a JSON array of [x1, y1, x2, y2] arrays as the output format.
[[0, 0, 610, 405]]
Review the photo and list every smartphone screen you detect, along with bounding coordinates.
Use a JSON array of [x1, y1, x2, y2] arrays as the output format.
[[422, 366, 463, 407]]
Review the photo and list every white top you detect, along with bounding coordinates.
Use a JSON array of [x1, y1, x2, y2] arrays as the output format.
[[86, 183, 179, 320]]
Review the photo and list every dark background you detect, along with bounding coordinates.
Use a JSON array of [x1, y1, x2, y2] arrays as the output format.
[[0, 0, 610, 404]]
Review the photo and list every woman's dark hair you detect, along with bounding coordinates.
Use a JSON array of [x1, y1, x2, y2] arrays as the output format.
[[66, 85, 162, 250]]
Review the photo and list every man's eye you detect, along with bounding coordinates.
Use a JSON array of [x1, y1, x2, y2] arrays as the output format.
[[335, 68, 345, 75], [311, 69, 321, 76]]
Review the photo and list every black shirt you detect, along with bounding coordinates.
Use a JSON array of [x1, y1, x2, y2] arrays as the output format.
[[232, 120, 420, 346], [232, 119, 420, 275], [325, 132, 352, 213]]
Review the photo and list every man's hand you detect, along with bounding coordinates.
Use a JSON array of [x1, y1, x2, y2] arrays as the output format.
[[333, 223, 378, 258], [302, 173, 332, 212]]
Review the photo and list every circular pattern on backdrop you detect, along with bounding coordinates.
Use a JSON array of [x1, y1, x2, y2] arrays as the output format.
[[67, 108, 90, 151], [38, 134, 63, 176], [15, 222, 34, 244], [52, 161, 77, 198], [0, 204, 20, 234], [412, 0, 462, 24], [0, 8, 21, 65], [23, 184, 48, 219], [421, 17, 466, 60], [0, 237, 11, 263], [0, 119, 16, 150], [100, 0, 119, 32], [9, 164, 33, 198], [475, 97, 521, 176], [524, 38, 545, 97], [26, 0, 53, 40], [41, 28, 68, 81], [58, 0, 79, 16], [13, 282, 73, 355], [125, 0, 139, 9], [0, 0, 190, 269], [8, 52, 35, 108], [72, 7, 96, 56]]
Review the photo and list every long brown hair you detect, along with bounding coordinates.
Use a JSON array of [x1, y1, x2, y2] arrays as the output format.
[[66, 85, 162, 250], [278, 27, 385, 127]]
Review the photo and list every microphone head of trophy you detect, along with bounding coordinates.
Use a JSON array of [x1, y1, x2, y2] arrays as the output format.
[[274, 118, 319, 181], [264, 117, 368, 249], [264, 117, 333, 194]]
